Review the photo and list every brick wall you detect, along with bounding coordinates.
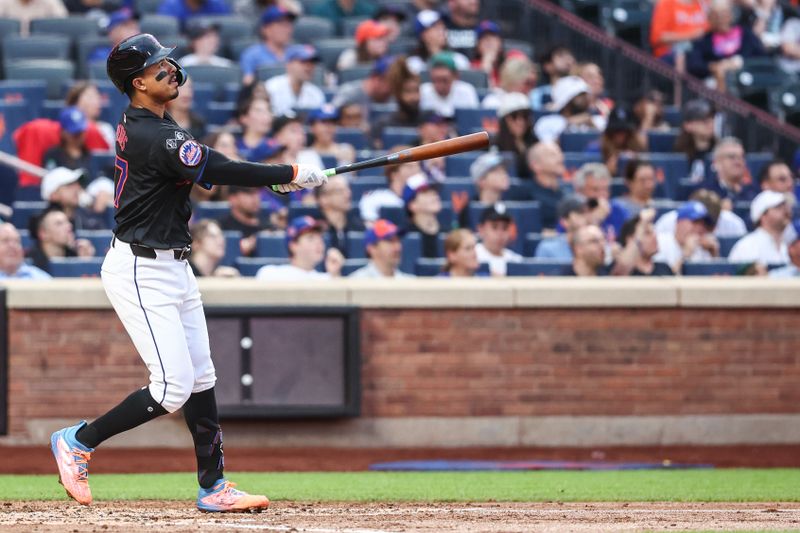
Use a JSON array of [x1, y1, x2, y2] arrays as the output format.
[[7, 307, 800, 438]]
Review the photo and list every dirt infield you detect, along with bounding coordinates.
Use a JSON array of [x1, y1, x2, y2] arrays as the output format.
[[1, 501, 799, 532]]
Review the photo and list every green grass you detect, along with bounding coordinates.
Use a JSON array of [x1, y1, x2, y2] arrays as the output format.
[[2, 469, 800, 502]]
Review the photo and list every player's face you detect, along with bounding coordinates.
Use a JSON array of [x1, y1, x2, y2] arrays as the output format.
[[138, 59, 180, 103]]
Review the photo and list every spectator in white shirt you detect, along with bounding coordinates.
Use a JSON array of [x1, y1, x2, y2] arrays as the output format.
[[349, 219, 414, 278], [359, 147, 422, 224], [769, 221, 800, 277], [180, 20, 234, 67], [256, 216, 344, 280], [534, 75, 607, 143], [654, 200, 720, 274], [0, 223, 50, 280], [266, 45, 326, 117], [419, 52, 479, 117], [475, 202, 523, 276], [728, 190, 792, 266], [407, 9, 470, 75]]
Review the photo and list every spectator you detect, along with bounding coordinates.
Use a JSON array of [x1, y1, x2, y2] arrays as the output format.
[[88, 8, 141, 66], [655, 188, 747, 239], [758, 159, 795, 194], [407, 9, 470, 75], [675, 98, 717, 183], [527, 141, 566, 231], [650, 0, 709, 63], [233, 0, 301, 20], [614, 209, 674, 276], [332, 56, 394, 129], [165, 78, 206, 140], [769, 220, 800, 277], [654, 200, 719, 274], [373, 5, 406, 43], [0, 223, 50, 280], [65, 82, 116, 150], [192, 130, 239, 203], [240, 6, 297, 85], [64, 0, 119, 13], [265, 45, 326, 117], [359, 147, 421, 224], [534, 75, 606, 143], [777, 9, 800, 74], [315, 175, 364, 257], [535, 194, 589, 261], [576, 62, 613, 119], [443, 0, 480, 55], [370, 59, 422, 145], [530, 45, 575, 111], [739, 0, 796, 52], [157, 0, 230, 29], [632, 90, 672, 133], [271, 114, 324, 173], [475, 202, 522, 276], [311, 0, 376, 32], [43, 107, 92, 174], [687, 0, 765, 91], [698, 137, 758, 203], [256, 216, 344, 280], [308, 105, 356, 165], [338, 20, 390, 71], [338, 102, 367, 130], [471, 20, 505, 87], [563, 224, 608, 276], [235, 96, 273, 162], [470, 150, 510, 206], [482, 55, 538, 110], [572, 162, 630, 240], [594, 105, 647, 176], [0, 0, 67, 35], [403, 173, 443, 258], [27, 206, 94, 274], [495, 92, 537, 179], [180, 20, 234, 67], [617, 158, 657, 217], [219, 186, 272, 257], [419, 52, 479, 117], [349, 219, 414, 278], [416, 111, 452, 184], [188, 219, 240, 278], [41, 167, 111, 231], [728, 190, 792, 265], [441, 228, 481, 277]]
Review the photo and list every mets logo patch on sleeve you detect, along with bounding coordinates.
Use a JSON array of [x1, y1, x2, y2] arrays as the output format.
[[178, 140, 203, 167]]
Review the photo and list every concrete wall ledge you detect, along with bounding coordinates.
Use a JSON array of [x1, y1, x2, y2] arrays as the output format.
[[1, 277, 798, 310]]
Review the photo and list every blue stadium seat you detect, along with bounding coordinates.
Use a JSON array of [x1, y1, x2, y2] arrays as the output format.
[[235, 257, 288, 277], [204, 102, 236, 126], [377, 205, 406, 228], [294, 16, 334, 44], [400, 232, 420, 274], [48, 257, 104, 277], [89, 153, 115, 181], [345, 231, 365, 258], [11, 201, 46, 231], [0, 165, 17, 208], [382, 127, 417, 148], [454, 108, 498, 136], [185, 65, 242, 98], [0, 80, 45, 119], [0, 17, 20, 37], [0, 100, 32, 153], [745, 152, 774, 180], [335, 127, 368, 150], [315, 38, 355, 72], [523, 233, 544, 257], [647, 130, 679, 152], [190, 82, 215, 117], [415, 257, 446, 276], [194, 201, 229, 221], [560, 132, 600, 152], [30, 16, 100, 40], [342, 258, 368, 276], [350, 177, 385, 202], [3, 35, 71, 63], [191, 15, 256, 45], [663, 106, 681, 127], [91, 80, 128, 125], [287, 204, 321, 220], [682, 260, 743, 276], [718, 236, 739, 258], [75, 230, 112, 256], [140, 14, 180, 40], [339, 66, 372, 83], [76, 35, 108, 79], [4, 59, 74, 100], [18, 229, 30, 249], [563, 152, 602, 174], [256, 234, 288, 258], [507, 259, 570, 276], [440, 178, 475, 201], [219, 230, 242, 267]]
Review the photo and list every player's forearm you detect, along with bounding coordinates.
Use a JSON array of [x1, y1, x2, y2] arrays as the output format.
[[201, 148, 295, 187]]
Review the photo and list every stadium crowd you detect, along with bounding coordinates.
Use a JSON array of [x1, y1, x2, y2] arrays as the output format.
[[0, 0, 799, 280]]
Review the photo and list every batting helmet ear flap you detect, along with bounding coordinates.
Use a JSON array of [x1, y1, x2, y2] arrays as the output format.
[[167, 58, 188, 87]]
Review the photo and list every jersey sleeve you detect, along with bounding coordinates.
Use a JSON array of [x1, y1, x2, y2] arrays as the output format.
[[151, 124, 212, 190]]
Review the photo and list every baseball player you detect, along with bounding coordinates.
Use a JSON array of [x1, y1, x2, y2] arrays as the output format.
[[50, 33, 326, 512]]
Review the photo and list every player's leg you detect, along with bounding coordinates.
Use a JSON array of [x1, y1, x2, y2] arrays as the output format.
[[181, 271, 269, 512]]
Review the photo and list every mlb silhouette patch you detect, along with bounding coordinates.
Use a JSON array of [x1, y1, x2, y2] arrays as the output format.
[[179, 140, 202, 167]]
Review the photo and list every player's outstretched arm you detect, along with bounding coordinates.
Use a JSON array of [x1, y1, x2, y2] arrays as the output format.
[[200, 148, 326, 189]]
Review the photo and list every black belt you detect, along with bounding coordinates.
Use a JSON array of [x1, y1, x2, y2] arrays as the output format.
[[112, 236, 192, 261]]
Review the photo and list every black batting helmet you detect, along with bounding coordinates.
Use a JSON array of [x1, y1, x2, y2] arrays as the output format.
[[106, 33, 187, 94]]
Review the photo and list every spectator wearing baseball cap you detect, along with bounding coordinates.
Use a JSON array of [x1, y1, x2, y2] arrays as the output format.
[[403, 173, 443, 258], [156, 0, 231, 29], [675, 98, 717, 183], [769, 220, 800, 278], [349, 219, 414, 278], [311, 0, 377, 33], [419, 52, 479, 117], [331, 55, 395, 129], [458, 150, 516, 230], [534, 75, 606, 143], [240, 6, 298, 85], [728, 190, 792, 266], [41, 165, 112, 231], [256, 216, 344, 280], [475, 202, 523, 276], [337, 19, 391, 71], [654, 200, 720, 274], [369, 59, 423, 147], [495, 91, 537, 179], [407, 9, 470, 75], [87, 8, 141, 65], [471, 20, 505, 87], [593, 105, 646, 176], [309, 105, 356, 166], [179, 19, 233, 68], [43, 107, 91, 177], [535, 194, 589, 261], [358, 145, 422, 224], [266, 45, 325, 117]]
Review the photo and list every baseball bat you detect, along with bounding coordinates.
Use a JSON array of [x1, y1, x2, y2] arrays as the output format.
[[273, 131, 490, 191]]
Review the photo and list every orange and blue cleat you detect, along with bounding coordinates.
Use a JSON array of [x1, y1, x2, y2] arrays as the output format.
[[50, 421, 93, 505], [196, 479, 270, 513]]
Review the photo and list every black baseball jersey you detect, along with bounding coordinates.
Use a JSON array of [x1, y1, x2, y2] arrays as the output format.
[[112, 106, 211, 249]]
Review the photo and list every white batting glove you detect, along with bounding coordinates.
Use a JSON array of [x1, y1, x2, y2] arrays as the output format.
[[292, 164, 328, 189], [273, 183, 302, 194]]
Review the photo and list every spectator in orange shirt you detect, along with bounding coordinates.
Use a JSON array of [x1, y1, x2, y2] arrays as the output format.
[[650, 0, 709, 64]]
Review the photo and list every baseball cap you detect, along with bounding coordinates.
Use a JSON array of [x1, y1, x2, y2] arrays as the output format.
[[415, 9, 442, 35], [470, 151, 504, 182], [285, 44, 320, 62], [682, 98, 714, 122], [371, 55, 394, 76], [104, 7, 138, 33], [477, 20, 501, 39], [285, 215, 324, 246], [605, 105, 636, 132], [402, 173, 438, 205], [186, 19, 220, 40], [59, 106, 88, 135], [365, 218, 400, 247], [497, 91, 531, 119], [249, 138, 286, 162], [676, 200, 710, 222], [260, 5, 296, 26], [551, 75, 589, 112], [750, 190, 787, 224], [307, 104, 339, 123], [41, 167, 85, 201], [355, 19, 390, 45], [480, 202, 513, 224], [557, 194, 588, 220], [430, 51, 457, 72]]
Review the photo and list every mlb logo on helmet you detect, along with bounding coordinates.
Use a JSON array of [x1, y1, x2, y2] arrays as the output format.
[[179, 140, 203, 167]]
